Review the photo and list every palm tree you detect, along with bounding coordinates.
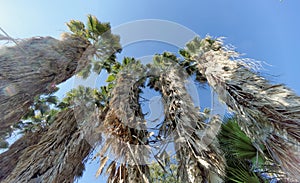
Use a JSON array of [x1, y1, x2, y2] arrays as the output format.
[[148, 116, 290, 182], [0, 14, 121, 145], [0, 34, 90, 142], [1, 85, 109, 183], [182, 36, 300, 181], [93, 55, 226, 182], [1, 15, 299, 183], [2, 109, 92, 183], [149, 58, 225, 182]]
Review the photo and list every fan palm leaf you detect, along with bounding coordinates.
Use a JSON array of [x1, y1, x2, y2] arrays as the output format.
[[218, 118, 278, 182]]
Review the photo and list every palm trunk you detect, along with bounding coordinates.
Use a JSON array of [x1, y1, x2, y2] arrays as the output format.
[[100, 62, 225, 182], [155, 66, 225, 182], [0, 130, 44, 181], [0, 35, 91, 141], [2, 107, 103, 183], [96, 66, 150, 183], [189, 37, 300, 181]]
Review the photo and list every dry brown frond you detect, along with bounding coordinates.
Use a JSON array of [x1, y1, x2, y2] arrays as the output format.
[[0, 130, 44, 181], [2, 108, 102, 183], [157, 67, 226, 182], [96, 67, 150, 183]]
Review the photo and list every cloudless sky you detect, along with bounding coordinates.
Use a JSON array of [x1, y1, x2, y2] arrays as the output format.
[[1, 0, 300, 182]]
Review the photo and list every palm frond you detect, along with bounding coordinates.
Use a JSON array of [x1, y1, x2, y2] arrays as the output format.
[[2, 108, 103, 183], [150, 61, 226, 182], [66, 15, 121, 79], [95, 63, 151, 182], [219, 118, 263, 161], [0, 130, 44, 181], [0, 35, 90, 143]]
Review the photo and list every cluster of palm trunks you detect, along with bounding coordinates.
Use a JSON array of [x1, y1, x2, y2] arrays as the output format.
[[0, 26, 299, 183]]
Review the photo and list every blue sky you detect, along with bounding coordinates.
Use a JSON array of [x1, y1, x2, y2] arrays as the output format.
[[1, 0, 300, 182]]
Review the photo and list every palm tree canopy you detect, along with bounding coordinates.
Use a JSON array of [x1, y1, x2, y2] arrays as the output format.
[[1, 16, 300, 183]]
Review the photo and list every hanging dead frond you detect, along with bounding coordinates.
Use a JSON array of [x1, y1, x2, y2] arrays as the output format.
[[0, 35, 91, 142], [186, 36, 300, 181], [96, 64, 151, 183], [2, 107, 104, 183], [0, 130, 44, 181], [154, 65, 226, 182], [108, 63, 147, 130]]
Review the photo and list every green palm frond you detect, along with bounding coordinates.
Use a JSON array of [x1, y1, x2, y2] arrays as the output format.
[[219, 118, 264, 162], [218, 118, 267, 182], [86, 14, 111, 40], [66, 20, 86, 37], [77, 63, 92, 79], [227, 165, 261, 183], [15, 95, 61, 133], [66, 15, 121, 79]]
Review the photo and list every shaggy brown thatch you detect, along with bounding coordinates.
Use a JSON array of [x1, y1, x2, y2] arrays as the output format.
[[1, 108, 103, 183], [0, 130, 44, 181], [97, 111, 150, 183], [0, 35, 91, 141], [157, 67, 225, 182], [96, 62, 226, 182], [96, 67, 151, 183], [188, 37, 300, 181]]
